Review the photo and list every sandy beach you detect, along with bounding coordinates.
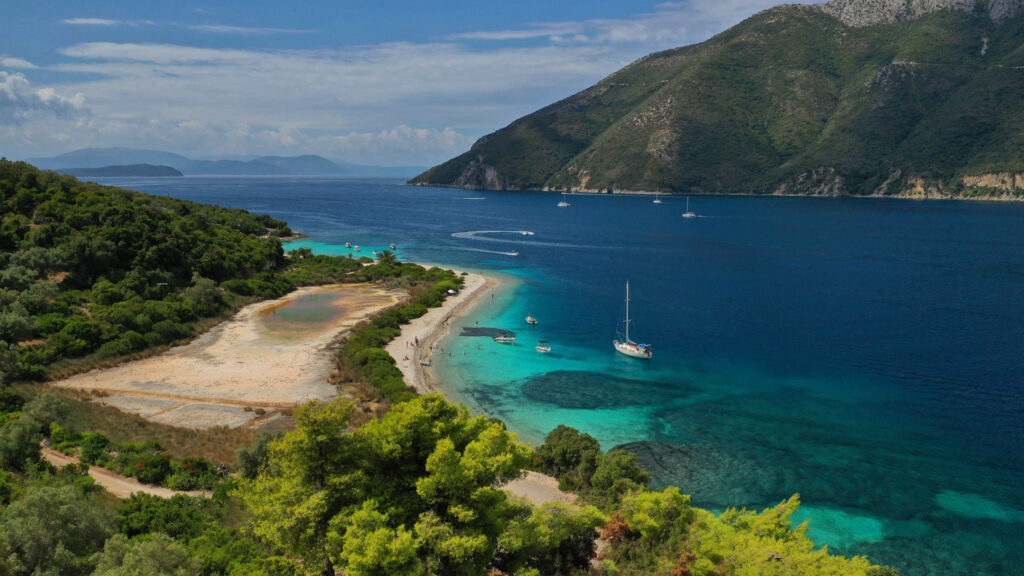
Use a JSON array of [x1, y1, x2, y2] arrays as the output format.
[[385, 270, 498, 395], [54, 283, 402, 429]]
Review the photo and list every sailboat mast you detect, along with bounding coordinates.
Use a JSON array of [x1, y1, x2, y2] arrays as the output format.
[[624, 282, 630, 342]]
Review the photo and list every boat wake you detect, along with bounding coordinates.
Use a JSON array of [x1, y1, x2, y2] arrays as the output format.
[[451, 230, 609, 250], [457, 247, 520, 257], [456, 197, 487, 200]]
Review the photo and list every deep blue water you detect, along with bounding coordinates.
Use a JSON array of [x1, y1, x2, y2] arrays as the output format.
[[94, 176, 1024, 575]]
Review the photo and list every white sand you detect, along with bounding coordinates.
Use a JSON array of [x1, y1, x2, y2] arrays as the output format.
[[385, 271, 497, 394]]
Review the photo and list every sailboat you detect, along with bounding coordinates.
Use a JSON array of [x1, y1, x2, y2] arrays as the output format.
[[557, 192, 571, 207], [613, 282, 652, 359], [653, 191, 663, 204], [681, 196, 697, 218]]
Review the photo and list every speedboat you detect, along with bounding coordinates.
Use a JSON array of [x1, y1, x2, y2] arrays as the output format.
[[345, 242, 352, 248], [535, 341, 551, 353], [526, 314, 538, 325], [493, 334, 516, 344], [389, 243, 397, 249], [353, 246, 361, 252]]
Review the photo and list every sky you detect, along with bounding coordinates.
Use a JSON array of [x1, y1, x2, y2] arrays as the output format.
[[1, 0, 815, 166]]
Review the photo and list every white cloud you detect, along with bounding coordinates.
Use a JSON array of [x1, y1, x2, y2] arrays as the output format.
[[7, 2, 814, 163], [0, 56, 38, 70], [0, 72, 86, 125], [62, 18, 132, 26], [189, 24, 313, 35]]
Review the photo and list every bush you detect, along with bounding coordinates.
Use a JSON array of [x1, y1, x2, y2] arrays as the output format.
[[134, 453, 172, 485]]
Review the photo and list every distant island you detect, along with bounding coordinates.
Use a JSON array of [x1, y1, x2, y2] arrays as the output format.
[[411, 0, 1024, 200], [27, 147, 426, 178], [58, 164, 183, 177]]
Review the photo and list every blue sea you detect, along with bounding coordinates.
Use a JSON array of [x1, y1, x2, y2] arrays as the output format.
[[94, 176, 1024, 575]]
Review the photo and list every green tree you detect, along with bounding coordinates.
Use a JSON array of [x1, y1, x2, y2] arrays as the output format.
[[376, 250, 397, 265], [92, 533, 202, 576], [0, 484, 117, 576], [534, 425, 600, 491]]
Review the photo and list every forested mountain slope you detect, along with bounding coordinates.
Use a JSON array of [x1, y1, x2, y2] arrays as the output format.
[[412, 0, 1024, 198]]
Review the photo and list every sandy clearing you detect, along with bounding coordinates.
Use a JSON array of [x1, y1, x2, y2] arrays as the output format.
[[504, 471, 578, 506], [385, 271, 496, 395], [53, 283, 402, 429], [42, 448, 210, 499]]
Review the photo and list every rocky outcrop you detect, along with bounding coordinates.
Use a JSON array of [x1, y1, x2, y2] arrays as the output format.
[[772, 167, 847, 196], [962, 172, 1024, 190], [816, 0, 1024, 26]]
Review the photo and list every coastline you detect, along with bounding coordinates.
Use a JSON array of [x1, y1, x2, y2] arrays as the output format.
[[385, 268, 500, 395]]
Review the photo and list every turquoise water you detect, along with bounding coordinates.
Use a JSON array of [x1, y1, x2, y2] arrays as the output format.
[[93, 176, 1024, 575]]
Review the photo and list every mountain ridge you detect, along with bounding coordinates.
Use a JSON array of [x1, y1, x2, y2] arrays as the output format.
[[411, 1, 1024, 200], [24, 147, 425, 177]]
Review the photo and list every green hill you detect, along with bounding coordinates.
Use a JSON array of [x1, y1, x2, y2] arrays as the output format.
[[411, 1, 1024, 199]]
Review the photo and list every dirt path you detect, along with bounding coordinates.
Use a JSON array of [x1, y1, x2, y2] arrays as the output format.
[[42, 448, 210, 499]]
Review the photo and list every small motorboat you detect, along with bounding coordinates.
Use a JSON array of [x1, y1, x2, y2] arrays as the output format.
[[389, 243, 397, 249], [493, 334, 516, 344], [345, 242, 352, 248], [535, 341, 551, 353], [509, 250, 519, 256], [526, 314, 538, 325], [353, 246, 361, 252], [372, 250, 379, 256]]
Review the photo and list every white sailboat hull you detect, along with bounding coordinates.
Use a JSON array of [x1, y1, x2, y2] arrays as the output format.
[[613, 339, 652, 359]]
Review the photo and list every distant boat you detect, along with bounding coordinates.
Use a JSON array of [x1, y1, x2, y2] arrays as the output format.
[[681, 196, 697, 219], [494, 334, 516, 344], [653, 192, 663, 204], [509, 250, 519, 256], [535, 341, 551, 353], [345, 242, 352, 248], [613, 282, 652, 359], [389, 242, 397, 249], [353, 245, 361, 252], [557, 192, 571, 207], [372, 250, 379, 255], [526, 314, 538, 325]]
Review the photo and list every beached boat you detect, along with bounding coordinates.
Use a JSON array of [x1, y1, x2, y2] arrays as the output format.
[[419, 359, 431, 366], [557, 192, 571, 207], [493, 334, 516, 344], [681, 196, 697, 219], [535, 341, 551, 353], [613, 282, 652, 359], [526, 314, 538, 325]]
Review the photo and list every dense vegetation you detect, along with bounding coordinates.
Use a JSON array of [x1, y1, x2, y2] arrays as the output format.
[[411, 7, 1024, 198], [0, 159, 292, 381]]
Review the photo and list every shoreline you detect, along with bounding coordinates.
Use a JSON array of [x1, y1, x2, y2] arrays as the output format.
[[385, 268, 500, 395], [407, 182, 1024, 202]]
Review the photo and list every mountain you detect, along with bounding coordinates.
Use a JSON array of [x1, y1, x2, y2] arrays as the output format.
[[27, 148, 352, 176], [57, 164, 183, 177], [411, 0, 1024, 199], [28, 148, 191, 171]]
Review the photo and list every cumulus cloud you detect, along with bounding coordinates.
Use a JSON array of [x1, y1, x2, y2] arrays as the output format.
[[0, 72, 86, 125]]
